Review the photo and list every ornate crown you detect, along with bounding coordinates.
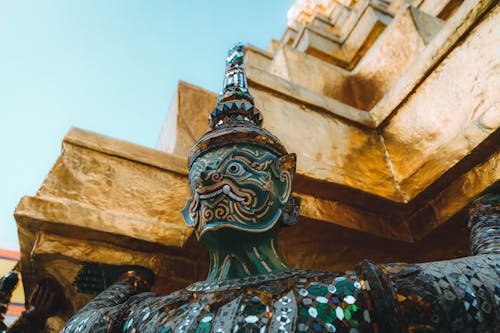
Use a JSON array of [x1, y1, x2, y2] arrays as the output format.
[[209, 43, 262, 128], [188, 43, 288, 167]]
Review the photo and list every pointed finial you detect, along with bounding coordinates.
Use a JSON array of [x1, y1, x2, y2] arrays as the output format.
[[189, 43, 287, 167], [209, 43, 263, 129]]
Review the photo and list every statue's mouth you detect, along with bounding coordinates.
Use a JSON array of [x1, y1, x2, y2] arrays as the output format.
[[190, 181, 251, 214]]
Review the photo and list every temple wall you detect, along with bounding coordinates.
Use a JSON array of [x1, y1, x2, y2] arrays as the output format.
[[382, 4, 499, 200]]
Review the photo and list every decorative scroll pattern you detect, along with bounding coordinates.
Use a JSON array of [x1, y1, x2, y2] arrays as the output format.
[[184, 144, 293, 237]]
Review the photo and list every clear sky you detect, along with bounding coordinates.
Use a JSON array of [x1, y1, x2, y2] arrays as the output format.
[[0, 0, 295, 250]]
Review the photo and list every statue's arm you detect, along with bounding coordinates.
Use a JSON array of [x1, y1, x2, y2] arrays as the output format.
[[62, 265, 154, 333], [358, 195, 500, 332], [360, 254, 499, 332]]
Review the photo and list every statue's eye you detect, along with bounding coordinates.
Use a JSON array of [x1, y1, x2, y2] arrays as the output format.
[[226, 162, 244, 176]]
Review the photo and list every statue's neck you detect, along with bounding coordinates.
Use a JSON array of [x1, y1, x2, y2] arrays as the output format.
[[204, 232, 289, 282]]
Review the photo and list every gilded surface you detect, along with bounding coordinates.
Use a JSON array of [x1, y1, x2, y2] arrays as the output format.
[[382, 4, 500, 199]]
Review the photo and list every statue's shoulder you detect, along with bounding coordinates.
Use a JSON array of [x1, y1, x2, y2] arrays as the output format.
[[287, 270, 372, 331], [187, 270, 373, 332], [122, 270, 375, 332]]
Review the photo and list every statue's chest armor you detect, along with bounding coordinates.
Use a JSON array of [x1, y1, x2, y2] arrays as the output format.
[[123, 270, 375, 333]]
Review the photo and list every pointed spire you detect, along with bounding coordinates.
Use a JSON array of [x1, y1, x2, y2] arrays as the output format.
[[189, 43, 287, 168], [209, 43, 263, 129]]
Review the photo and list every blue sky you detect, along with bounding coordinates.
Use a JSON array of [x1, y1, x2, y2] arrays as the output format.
[[0, 0, 294, 250]]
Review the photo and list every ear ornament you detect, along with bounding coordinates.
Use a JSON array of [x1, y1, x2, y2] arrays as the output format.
[[282, 196, 301, 226]]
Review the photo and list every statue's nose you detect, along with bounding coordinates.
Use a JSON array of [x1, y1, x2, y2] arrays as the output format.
[[200, 169, 222, 183]]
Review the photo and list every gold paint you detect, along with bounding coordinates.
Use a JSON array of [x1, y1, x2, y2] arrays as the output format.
[[261, 261, 272, 273], [15, 129, 200, 300], [218, 254, 251, 279], [198, 209, 282, 237], [252, 246, 272, 272], [478, 102, 500, 129], [212, 252, 218, 272]]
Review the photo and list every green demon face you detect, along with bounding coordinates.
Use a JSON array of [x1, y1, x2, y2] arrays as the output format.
[[182, 144, 295, 238]]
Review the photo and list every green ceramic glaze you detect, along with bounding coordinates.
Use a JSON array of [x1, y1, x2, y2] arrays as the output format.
[[182, 143, 295, 281]]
